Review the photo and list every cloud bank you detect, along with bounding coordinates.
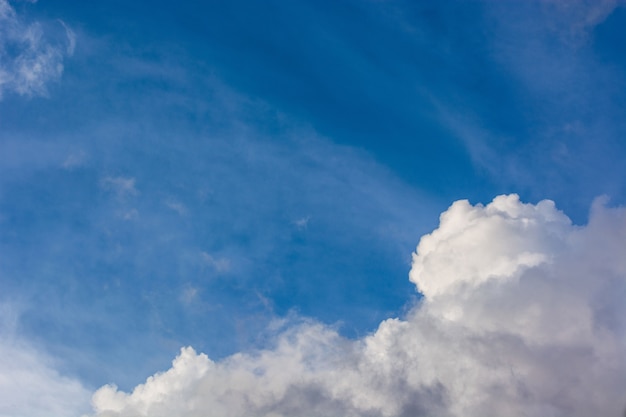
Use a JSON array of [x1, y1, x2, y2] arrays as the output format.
[[0, 0, 74, 99], [90, 194, 626, 417]]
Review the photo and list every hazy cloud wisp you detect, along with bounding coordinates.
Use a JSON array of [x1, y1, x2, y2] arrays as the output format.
[[0, 304, 91, 417], [0, 0, 74, 99]]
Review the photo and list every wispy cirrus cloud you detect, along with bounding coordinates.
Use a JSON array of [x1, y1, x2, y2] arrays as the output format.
[[91, 195, 626, 417], [541, 0, 625, 43], [0, 0, 74, 99], [433, 1, 626, 219]]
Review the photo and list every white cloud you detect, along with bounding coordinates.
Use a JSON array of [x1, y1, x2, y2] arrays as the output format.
[[91, 195, 626, 417], [0, 303, 91, 417], [0, 0, 74, 99]]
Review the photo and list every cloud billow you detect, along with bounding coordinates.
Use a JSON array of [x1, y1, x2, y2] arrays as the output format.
[[91, 194, 626, 417]]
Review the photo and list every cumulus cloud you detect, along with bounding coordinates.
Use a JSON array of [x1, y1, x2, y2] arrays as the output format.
[[0, 303, 91, 417], [91, 195, 626, 417], [0, 0, 74, 99]]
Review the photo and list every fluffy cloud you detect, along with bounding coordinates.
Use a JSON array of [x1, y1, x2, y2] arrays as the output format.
[[0, 0, 74, 99], [0, 304, 91, 417], [91, 195, 626, 417]]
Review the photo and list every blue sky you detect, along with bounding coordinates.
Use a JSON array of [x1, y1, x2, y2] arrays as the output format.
[[1, 1, 626, 416]]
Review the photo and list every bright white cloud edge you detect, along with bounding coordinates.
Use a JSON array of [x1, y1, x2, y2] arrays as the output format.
[[90, 194, 626, 417]]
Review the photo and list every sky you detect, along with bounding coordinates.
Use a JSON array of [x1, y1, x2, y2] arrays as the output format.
[[0, 0, 625, 416]]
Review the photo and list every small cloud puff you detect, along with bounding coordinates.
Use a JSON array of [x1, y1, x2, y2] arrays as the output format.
[[100, 176, 138, 198], [200, 251, 231, 273], [165, 200, 187, 216], [179, 286, 199, 305], [293, 216, 311, 230], [62, 150, 88, 169], [91, 195, 626, 417]]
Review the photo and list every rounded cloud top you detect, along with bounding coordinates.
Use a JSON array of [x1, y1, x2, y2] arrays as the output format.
[[410, 194, 572, 299]]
